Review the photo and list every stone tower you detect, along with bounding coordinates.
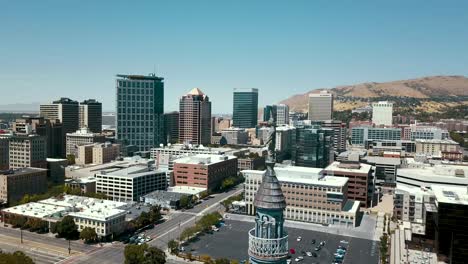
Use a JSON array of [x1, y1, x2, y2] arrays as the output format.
[[248, 136, 289, 264]]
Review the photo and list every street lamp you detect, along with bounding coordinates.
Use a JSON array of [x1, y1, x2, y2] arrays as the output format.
[[20, 228, 23, 244], [68, 239, 71, 255]]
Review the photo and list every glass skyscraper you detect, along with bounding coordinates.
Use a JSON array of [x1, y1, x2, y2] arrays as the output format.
[[116, 74, 164, 152], [292, 125, 333, 168], [233, 88, 258, 128]]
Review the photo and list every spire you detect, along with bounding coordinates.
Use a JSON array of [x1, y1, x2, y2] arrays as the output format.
[[253, 161, 286, 210], [188, 88, 205, 96]]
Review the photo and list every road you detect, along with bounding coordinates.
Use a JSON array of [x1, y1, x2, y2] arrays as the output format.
[[0, 225, 96, 264], [68, 185, 243, 264]]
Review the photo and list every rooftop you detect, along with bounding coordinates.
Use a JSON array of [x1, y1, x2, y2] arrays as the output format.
[[415, 138, 459, 144], [324, 161, 372, 174], [167, 186, 207, 195], [65, 156, 154, 179], [188, 87, 205, 96], [432, 185, 468, 205], [0, 167, 47, 176], [243, 165, 348, 188], [2, 195, 129, 222], [365, 156, 402, 165], [116, 74, 163, 81], [397, 164, 468, 185], [98, 165, 165, 179], [173, 154, 236, 165]]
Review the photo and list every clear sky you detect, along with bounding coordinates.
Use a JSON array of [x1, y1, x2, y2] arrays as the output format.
[[1, 0, 467, 113]]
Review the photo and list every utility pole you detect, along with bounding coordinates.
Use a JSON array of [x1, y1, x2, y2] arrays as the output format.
[[20, 228, 23, 243], [68, 239, 71, 255]]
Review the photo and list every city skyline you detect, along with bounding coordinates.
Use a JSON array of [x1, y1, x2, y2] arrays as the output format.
[[2, 1, 468, 113]]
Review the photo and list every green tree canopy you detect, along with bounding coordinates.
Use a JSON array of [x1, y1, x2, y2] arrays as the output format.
[[80, 227, 98, 243], [124, 244, 166, 264], [0, 251, 35, 264], [56, 216, 78, 240]]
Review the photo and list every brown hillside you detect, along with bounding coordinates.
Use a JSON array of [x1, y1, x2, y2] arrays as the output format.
[[280, 75, 468, 112]]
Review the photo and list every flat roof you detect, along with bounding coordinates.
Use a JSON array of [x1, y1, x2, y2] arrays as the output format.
[[415, 139, 459, 144], [66, 156, 154, 178], [173, 154, 236, 165], [2, 202, 69, 219], [0, 167, 47, 176], [116, 74, 163, 81], [397, 165, 468, 185], [167, 186, 207, 195], [2, 195, 129, 221], [243, 166, 348, 187], [98, 165, 166, 178], [432, 185, 468, 205], [324, 161, 372, 174], [365, 156, 401, 165]]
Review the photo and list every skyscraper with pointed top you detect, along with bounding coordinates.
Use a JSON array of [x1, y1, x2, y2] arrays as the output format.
[[179, 88, 212, 145]]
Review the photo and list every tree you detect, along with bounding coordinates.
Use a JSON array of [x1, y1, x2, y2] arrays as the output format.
[[215, 258, 230, 264], [56, 216, 78, 239], [124, 244, 166, 264], [148, 205, 162, 223], [199, 191, 209, 199], [124, 244, 146, 264], [231, 260, 240, 264], [0, 251, 35, 264], [10, 214, 27, 228], [144, 246, 166, 264], [26, 218, 48, 233], [66, 154, 76, 165], [80, 227, 98, 243], [179, 195, 190, 209], [221, 177, 235, 191], [167, 240, 179, 254], [200, 255, 213, 264]]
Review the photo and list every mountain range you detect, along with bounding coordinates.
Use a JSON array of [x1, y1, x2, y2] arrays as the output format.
[[279, 75, 468, 113]]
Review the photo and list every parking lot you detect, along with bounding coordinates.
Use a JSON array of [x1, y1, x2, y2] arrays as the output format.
[[183, 219, 379, 264]]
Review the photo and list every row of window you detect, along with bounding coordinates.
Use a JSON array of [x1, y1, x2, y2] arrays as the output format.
[[118, 81, 155, 89]]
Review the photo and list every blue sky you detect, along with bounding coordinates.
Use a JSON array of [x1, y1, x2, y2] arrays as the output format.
[[1, 0, 467, 112]]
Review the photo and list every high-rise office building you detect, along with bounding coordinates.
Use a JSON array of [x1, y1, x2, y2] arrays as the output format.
[[79, 99, 102, 133], [179, 88, 211, 145], [164, 111, 179, 144], [372, 101, 393, 126], [275, 104, 289, 125], [263, 105, 275, 123], [292, 125, 333, 168], [40, 97, 80, 135], [0, 137, 9, 170], [12, 117, 64, 158], [351, 127, 401, 145], [263, 104, 289, 125], [233, 88, 258, 128], [116, 74, 164, 151], [308, 90, 333, 121], [66, 127, 106, 157], [318, 120, 347, 153], [8, 135, 47, 169]]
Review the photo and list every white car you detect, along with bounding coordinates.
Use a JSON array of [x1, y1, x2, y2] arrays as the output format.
[[287, 260, 292, 264], [340, 240, 349, 244], [296, 236, 302, 242], [306, 252, 312, 257], [294, 257, 304, 262]]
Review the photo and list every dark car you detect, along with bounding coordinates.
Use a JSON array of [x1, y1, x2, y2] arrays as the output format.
[[311, 239, 316, 244], [312, 252, 317, 257]]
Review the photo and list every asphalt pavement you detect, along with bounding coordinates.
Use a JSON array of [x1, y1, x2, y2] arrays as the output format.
[[184, 219, 380, 264]]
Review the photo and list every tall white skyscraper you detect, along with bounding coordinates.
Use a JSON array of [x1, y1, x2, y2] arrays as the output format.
[[275, 104, 289, 125], [372, 101, 393, 126], [308, 90, 333, 121]]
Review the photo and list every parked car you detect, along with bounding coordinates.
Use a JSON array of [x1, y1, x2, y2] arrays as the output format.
[[306, 252, 312, 257], [311, 239, 316, 244], [314, 246, 321, 251], [338, 245, 347, 250], [320, 241, 326, 246], [294, 256, 304, 262], [340, 240, 349, 244], [289, 248, 296, 254], [296, 236, 302, 242]]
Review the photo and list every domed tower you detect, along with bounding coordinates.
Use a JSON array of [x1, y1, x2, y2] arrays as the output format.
[[248, 123, 289, 264]]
